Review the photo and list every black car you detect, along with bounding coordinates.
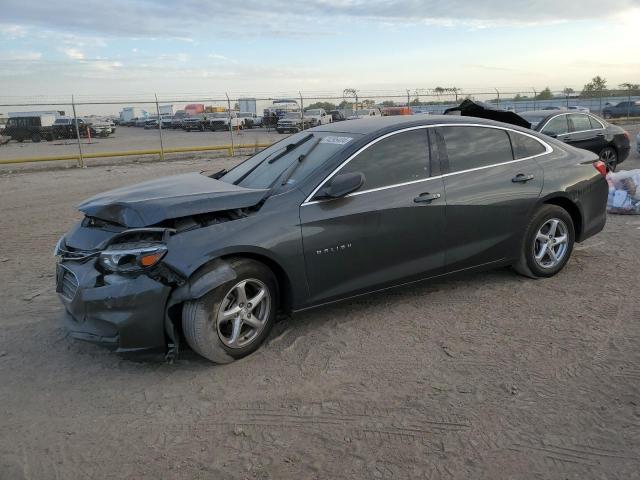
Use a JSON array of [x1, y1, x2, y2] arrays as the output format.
[[55, 116, 608, 363], [446, 100, 630, 171], [601, 100, 640, 119], [518, 111, 630, 171], [5, 116, 55, 142]]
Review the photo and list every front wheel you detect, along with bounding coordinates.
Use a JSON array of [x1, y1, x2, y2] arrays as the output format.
[[182, 258, 278, 363], [514, 205, 575, 279], [599, 146, 618, 172], [31, 133, 41, 143]]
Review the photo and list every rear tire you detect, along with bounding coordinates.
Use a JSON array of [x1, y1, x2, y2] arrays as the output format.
[[31, 133, 41, 143], [514, 205, 575, 279], [599, 146, 618, 172], [182, 258, 278, 364]]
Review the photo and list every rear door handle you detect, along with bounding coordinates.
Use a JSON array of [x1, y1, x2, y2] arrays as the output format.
[[512, 174, 535, 183], [414, 192, 441, 204]]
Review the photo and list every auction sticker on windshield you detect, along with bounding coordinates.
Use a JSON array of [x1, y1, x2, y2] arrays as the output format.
[[320, 136, 353, 145]]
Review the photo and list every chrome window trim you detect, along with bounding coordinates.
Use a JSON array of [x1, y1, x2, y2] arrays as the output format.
[[301, 123, 553, 206], [539, 112, 605, 136]]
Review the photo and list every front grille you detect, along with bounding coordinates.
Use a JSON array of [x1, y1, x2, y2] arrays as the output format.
[[57, 265, 79, 300]]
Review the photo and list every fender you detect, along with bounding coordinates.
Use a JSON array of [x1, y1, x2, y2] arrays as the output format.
[[164, 258, 238, 356]]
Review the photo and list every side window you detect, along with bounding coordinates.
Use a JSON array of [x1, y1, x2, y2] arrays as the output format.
[[541, 116, 569, 136], [339, 129, 429, 192], [568, 114, 592, 132], [440, 126, 513, 172], [508, 131, 547, 159], [588, 115, 604, 130]]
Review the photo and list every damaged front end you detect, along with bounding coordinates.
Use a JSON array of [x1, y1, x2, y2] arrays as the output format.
[[55, 173, 267, 358], [55, 225, 182, 354]]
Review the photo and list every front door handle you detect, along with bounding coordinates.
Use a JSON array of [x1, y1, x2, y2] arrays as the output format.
[[512, 174, 535, 183], [414, 192, 441, 204]]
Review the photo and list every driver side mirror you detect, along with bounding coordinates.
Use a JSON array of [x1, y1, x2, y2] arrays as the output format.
[[317, 172, 365, 199]]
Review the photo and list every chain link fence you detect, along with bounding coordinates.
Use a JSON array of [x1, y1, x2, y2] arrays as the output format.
[[1, 87, 638, 167]]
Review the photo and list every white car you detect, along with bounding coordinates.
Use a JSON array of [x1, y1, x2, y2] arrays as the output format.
[[568, 106, 590, 113], [303, 108, 332, 126], [347, 108, 383, 120]]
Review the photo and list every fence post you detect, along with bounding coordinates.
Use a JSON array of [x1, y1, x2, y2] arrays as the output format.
[[532, 88, 537, 110], [225, 92, 234, 156], [155, 93, 165, 161], [494, 88, 500, 108], [299, 91, 305, 131], [406, 89, 410, 107], [627, 88, 632, 119], [71, 95, 85, 168]]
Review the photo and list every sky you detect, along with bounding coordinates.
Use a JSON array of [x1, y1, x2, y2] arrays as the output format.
[[1, 0, 639, 104]]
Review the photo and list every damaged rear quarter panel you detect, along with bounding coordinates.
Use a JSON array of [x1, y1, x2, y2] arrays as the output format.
[[162, 189, 310, 308]]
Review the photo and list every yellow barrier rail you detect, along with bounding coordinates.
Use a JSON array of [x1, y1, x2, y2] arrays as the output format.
[[0, 143, 273, 165]]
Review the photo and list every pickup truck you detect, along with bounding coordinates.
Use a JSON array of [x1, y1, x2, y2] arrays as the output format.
[[302, 108, 332, 126], [601, 101, 640, 119], [276, 112, 313, 133], [237, 112, 262, 128], [182, 116, 207, 132], [347, 107, 383, 120], [207, 112, 243, 131]]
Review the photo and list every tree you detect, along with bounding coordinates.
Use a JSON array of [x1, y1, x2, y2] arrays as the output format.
[[619, 82, 640, 95], [338, 100, 351, 109], [563, 87, 575, 95], [581, 76, 607, 97], [360, 99, 375, 108], [513, 93, 523, 101], [535, 87, 553, 100], [233, 102, 240, 110], [306, 101, 336, 111], [381, 100, 396, 107]]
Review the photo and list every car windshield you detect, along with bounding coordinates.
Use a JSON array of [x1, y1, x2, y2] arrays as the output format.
[[220, 131, 360, 189], [355, 110, 371, 116], [54, 119, 70, 124], [238, 113, 252, 118], [283, 112, 301, 119], [209, 113, 227, 118], [305, 109, 321, 115]]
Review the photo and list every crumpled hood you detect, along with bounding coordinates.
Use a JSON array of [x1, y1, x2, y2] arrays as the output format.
[[78, 172, 267, 227], [444, 99, 532, 129]]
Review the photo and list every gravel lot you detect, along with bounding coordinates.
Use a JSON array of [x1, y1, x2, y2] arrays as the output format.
[[1, 132, 639, 479]]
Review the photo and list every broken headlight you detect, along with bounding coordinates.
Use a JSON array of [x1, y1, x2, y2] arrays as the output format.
[[98, 243, 167, 273]]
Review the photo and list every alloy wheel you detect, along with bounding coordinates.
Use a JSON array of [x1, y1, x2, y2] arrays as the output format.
[[600, 148, 617, 172], [533, 218, 569, 269], [216, 279, 271, 349]]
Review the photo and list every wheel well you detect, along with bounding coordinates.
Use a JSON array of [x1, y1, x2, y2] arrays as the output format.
[[543, 197, 583, 240], [221, 253, 293, 314]]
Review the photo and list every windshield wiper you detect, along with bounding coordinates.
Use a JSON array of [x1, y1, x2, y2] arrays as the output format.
[[279, 137, 322, 186], [260, 136, 322, 202], [233, 133, 313, 185]]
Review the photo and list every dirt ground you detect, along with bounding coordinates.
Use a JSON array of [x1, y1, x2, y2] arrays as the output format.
[[1, 138, 640, 479]]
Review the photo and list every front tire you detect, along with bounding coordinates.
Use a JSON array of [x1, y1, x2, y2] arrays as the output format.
[[514, 205, 575, 279], [182, 258, 278, 363]]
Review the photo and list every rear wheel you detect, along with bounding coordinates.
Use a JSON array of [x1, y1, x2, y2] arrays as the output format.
[[31, 133, 41, 143], [514, 205, 575, 278], [599, 146, 618, 172], [182, 258, 278, 363]]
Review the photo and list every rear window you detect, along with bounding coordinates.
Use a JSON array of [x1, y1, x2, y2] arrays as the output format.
[[569, 114, 591, 132], [508, 131, 547, 159], [439, 126, 513, 172], [589, 116, 604, 129]]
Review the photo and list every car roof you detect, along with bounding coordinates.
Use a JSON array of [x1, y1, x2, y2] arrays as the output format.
[[312, 114, 518, 135]]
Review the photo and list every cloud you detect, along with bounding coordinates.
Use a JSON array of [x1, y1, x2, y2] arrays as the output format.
[[62, 47, 85, 60], [1, 0, 637, 38], [208, 53, 228, 61]]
